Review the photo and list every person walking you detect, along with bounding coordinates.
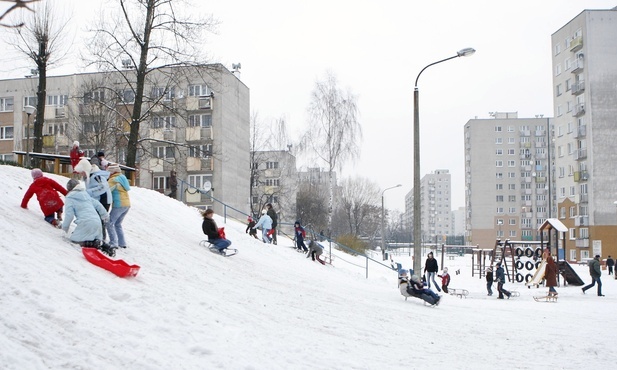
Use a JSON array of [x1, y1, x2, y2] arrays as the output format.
[[582, 255, 604, 296], [544, 249, 558, 297], [424, 252, 441, 292], [438, 267, 450, 294], [495, 262, 512, 299], [486, 266, 494, 296], [294, 221, 309, 252], [266, 203, 278, 245], [252, 210, 273, 243], [245, 216, 258, 239], [201, 209, 232, 253], [106, 164, 131, 249], [606, 255, 614, 276], [21, 168, 67, 228]]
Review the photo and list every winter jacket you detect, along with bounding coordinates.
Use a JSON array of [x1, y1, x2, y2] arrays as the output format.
[[246, 220, 256, 234], [486, 271, 494, 282], [588, 258, 601, 278], [87, 169, 112, 207], [495, 266, 506, 284], [424, 257, 439, 273], [21, 176, 67, 217], [295, 225, 306, 241], [62, 183, 108, 243], [606, 258, 615, 267], [108, 173, 131, 208], [70, 147, 84, 169], [253, 214, 273, 230], [267, 208, 278, 229], [307, 240, 323, 256], [202, 217, 221, 240], [399, 278, 412, 297], [439, 273, 451, 287], [544, 257, 558, 287]]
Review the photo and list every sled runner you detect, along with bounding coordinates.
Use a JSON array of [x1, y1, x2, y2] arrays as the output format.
[[199, 240, 238, 257], [533, 295, 558, 302], [448, 288, 469, 298]]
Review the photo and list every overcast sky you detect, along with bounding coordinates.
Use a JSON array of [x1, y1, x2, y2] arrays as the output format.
[[1, 0, 616, 211]]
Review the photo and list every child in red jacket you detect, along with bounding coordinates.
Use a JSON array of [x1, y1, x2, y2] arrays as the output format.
[[21, 168, 67, 227], [438, 267, 451, 293]]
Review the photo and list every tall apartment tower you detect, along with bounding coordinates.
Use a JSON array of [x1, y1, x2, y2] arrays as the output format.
[[405, 169, 452, 244], [551, 8, 617, 261], [464, 113, 554, 249]]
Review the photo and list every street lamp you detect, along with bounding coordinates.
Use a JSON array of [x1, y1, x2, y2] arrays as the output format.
[[412, 47, 475, 275], [24, 105, 36, 168], [381, 184, 402, 260]]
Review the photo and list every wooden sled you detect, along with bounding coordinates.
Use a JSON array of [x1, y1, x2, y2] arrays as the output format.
[[448, 288, 469, 299], [533, 295, 558, 302]]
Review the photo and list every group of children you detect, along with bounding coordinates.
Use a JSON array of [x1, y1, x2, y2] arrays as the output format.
[[21, 147, 131, 257]]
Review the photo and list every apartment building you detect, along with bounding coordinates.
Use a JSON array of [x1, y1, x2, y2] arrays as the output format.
[[551, 7, 617, 261], [404, 169, 452, 244], [464, 113, 554, 249], [0, 64, 250, 214]]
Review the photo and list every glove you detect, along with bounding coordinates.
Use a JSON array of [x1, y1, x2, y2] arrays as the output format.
[[102, 215, 110, 224]]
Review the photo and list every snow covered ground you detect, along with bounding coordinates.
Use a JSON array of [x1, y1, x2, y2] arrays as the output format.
[[1, 164, 614, 369]]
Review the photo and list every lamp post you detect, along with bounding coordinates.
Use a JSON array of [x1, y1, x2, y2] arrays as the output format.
[[381, 184, 402, 260], [24, 105, 36, 168], [412, 47, 475, 275]]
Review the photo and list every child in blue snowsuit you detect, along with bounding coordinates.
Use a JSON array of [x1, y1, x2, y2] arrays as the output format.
[[294, 221, 309, 252]]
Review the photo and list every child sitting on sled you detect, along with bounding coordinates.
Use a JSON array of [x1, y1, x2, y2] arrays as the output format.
[[202, 209, 232, 253], [398, 270, 441, 305]]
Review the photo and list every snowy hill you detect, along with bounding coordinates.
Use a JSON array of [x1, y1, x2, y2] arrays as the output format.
[[0, 165, 613, 369]]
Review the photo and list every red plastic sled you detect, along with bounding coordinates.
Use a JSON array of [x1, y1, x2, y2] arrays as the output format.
[[82, 248, 140, 278]]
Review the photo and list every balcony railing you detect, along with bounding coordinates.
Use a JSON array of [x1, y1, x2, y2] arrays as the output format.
[[570, 36, 583, 52], [571, 81, 585, 95], [573, 103, 585, 117]]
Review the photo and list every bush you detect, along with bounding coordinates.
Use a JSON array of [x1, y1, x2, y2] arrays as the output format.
[[335, 234, 369, 256]]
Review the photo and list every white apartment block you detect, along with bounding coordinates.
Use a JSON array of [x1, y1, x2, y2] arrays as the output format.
[[405, 169, 452, 244], [0, 64, 250, 214], [464, 113, 554, 249], [551, 7, 617, 261]]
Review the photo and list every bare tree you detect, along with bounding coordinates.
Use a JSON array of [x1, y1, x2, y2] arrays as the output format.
[[0, 0, 40, 28], [337, 177, 380, 237], [296, 182, 329, 235], [8, 0, 70, 166], [83, 0, 217, 168], [301, 72, 362, 235]]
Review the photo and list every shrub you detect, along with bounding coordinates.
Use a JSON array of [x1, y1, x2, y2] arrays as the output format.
[[335, 234, 369, 256]]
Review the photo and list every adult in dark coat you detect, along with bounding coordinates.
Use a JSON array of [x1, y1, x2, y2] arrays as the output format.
[[582, 255, 604, 296], [606, 256, 614, 275], [266, 203, 278, 245], [423, 252, 441, 292], [495, 262, 512, 299], [544, 249, 558, 296]]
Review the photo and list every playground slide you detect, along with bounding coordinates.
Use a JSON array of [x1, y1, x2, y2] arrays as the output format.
[[526, 260, 547, 288], [558, 261, 585, 286]]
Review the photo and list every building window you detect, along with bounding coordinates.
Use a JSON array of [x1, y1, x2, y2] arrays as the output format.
[[23, 96, 37, 107], [509, 195, 516, 202], [153, 176, 167, 190], [47, 94, 68, 106], [580, 228, 589, 239], [0, 97, 14, 112], [496, 184, 503, 190], [496, 173, 503, 179], [83, 121, 101, 133], [495, 126, 502, 132], [496, 195, 504, 202], [122, 89, 135, 103], [154, 146, 174, 159], [152, 116, 176, 130], [265, 178, 280, 186], [495, 137, 503, 144], [569, 228, 576, 240], [189, 144, 212, 158], [152, 86, 175, 101], [188, 174, 212, 189], [266, 161, 279, 169], [496, 149, 503, 155], [496, 207, 504, 214], [188, 114, 212, 127], [508, 184, 516, 190], [569, 206, 576, 218], [188, 84, 211, 97], [0, 126, 13, 140], [556, 84, 562, 97], [509, 219, 516, 225]]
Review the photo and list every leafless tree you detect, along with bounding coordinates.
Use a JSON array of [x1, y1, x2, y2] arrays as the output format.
[[7, 0, 70, 166], [337, 177, 380, 237], [0, 0, 40, 28], [83, 0, 217, 168], [296, 182, 329, 235], [301, 72, 362, 235]]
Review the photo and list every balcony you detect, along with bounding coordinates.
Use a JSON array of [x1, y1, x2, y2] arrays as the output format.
[[574, 125, 587, 139], [575, 215, 589, 226], [573, 103, 585, 117], [570, 36, 583, 52], [574, 148, 587, 160], [571, 81, 585, 95], [571, 59, 584, 73]]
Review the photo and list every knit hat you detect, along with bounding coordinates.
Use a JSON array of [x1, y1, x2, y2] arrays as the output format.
[[31, 168, 43, 179], [74, 157, 92, 174], [261, 209, 267, 215], [73, 141, 79, 147], [443, 267, 448, 273], [66, 179, 79, 192], [107, 163, 121, 173], [97, 151, 105, 157]]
